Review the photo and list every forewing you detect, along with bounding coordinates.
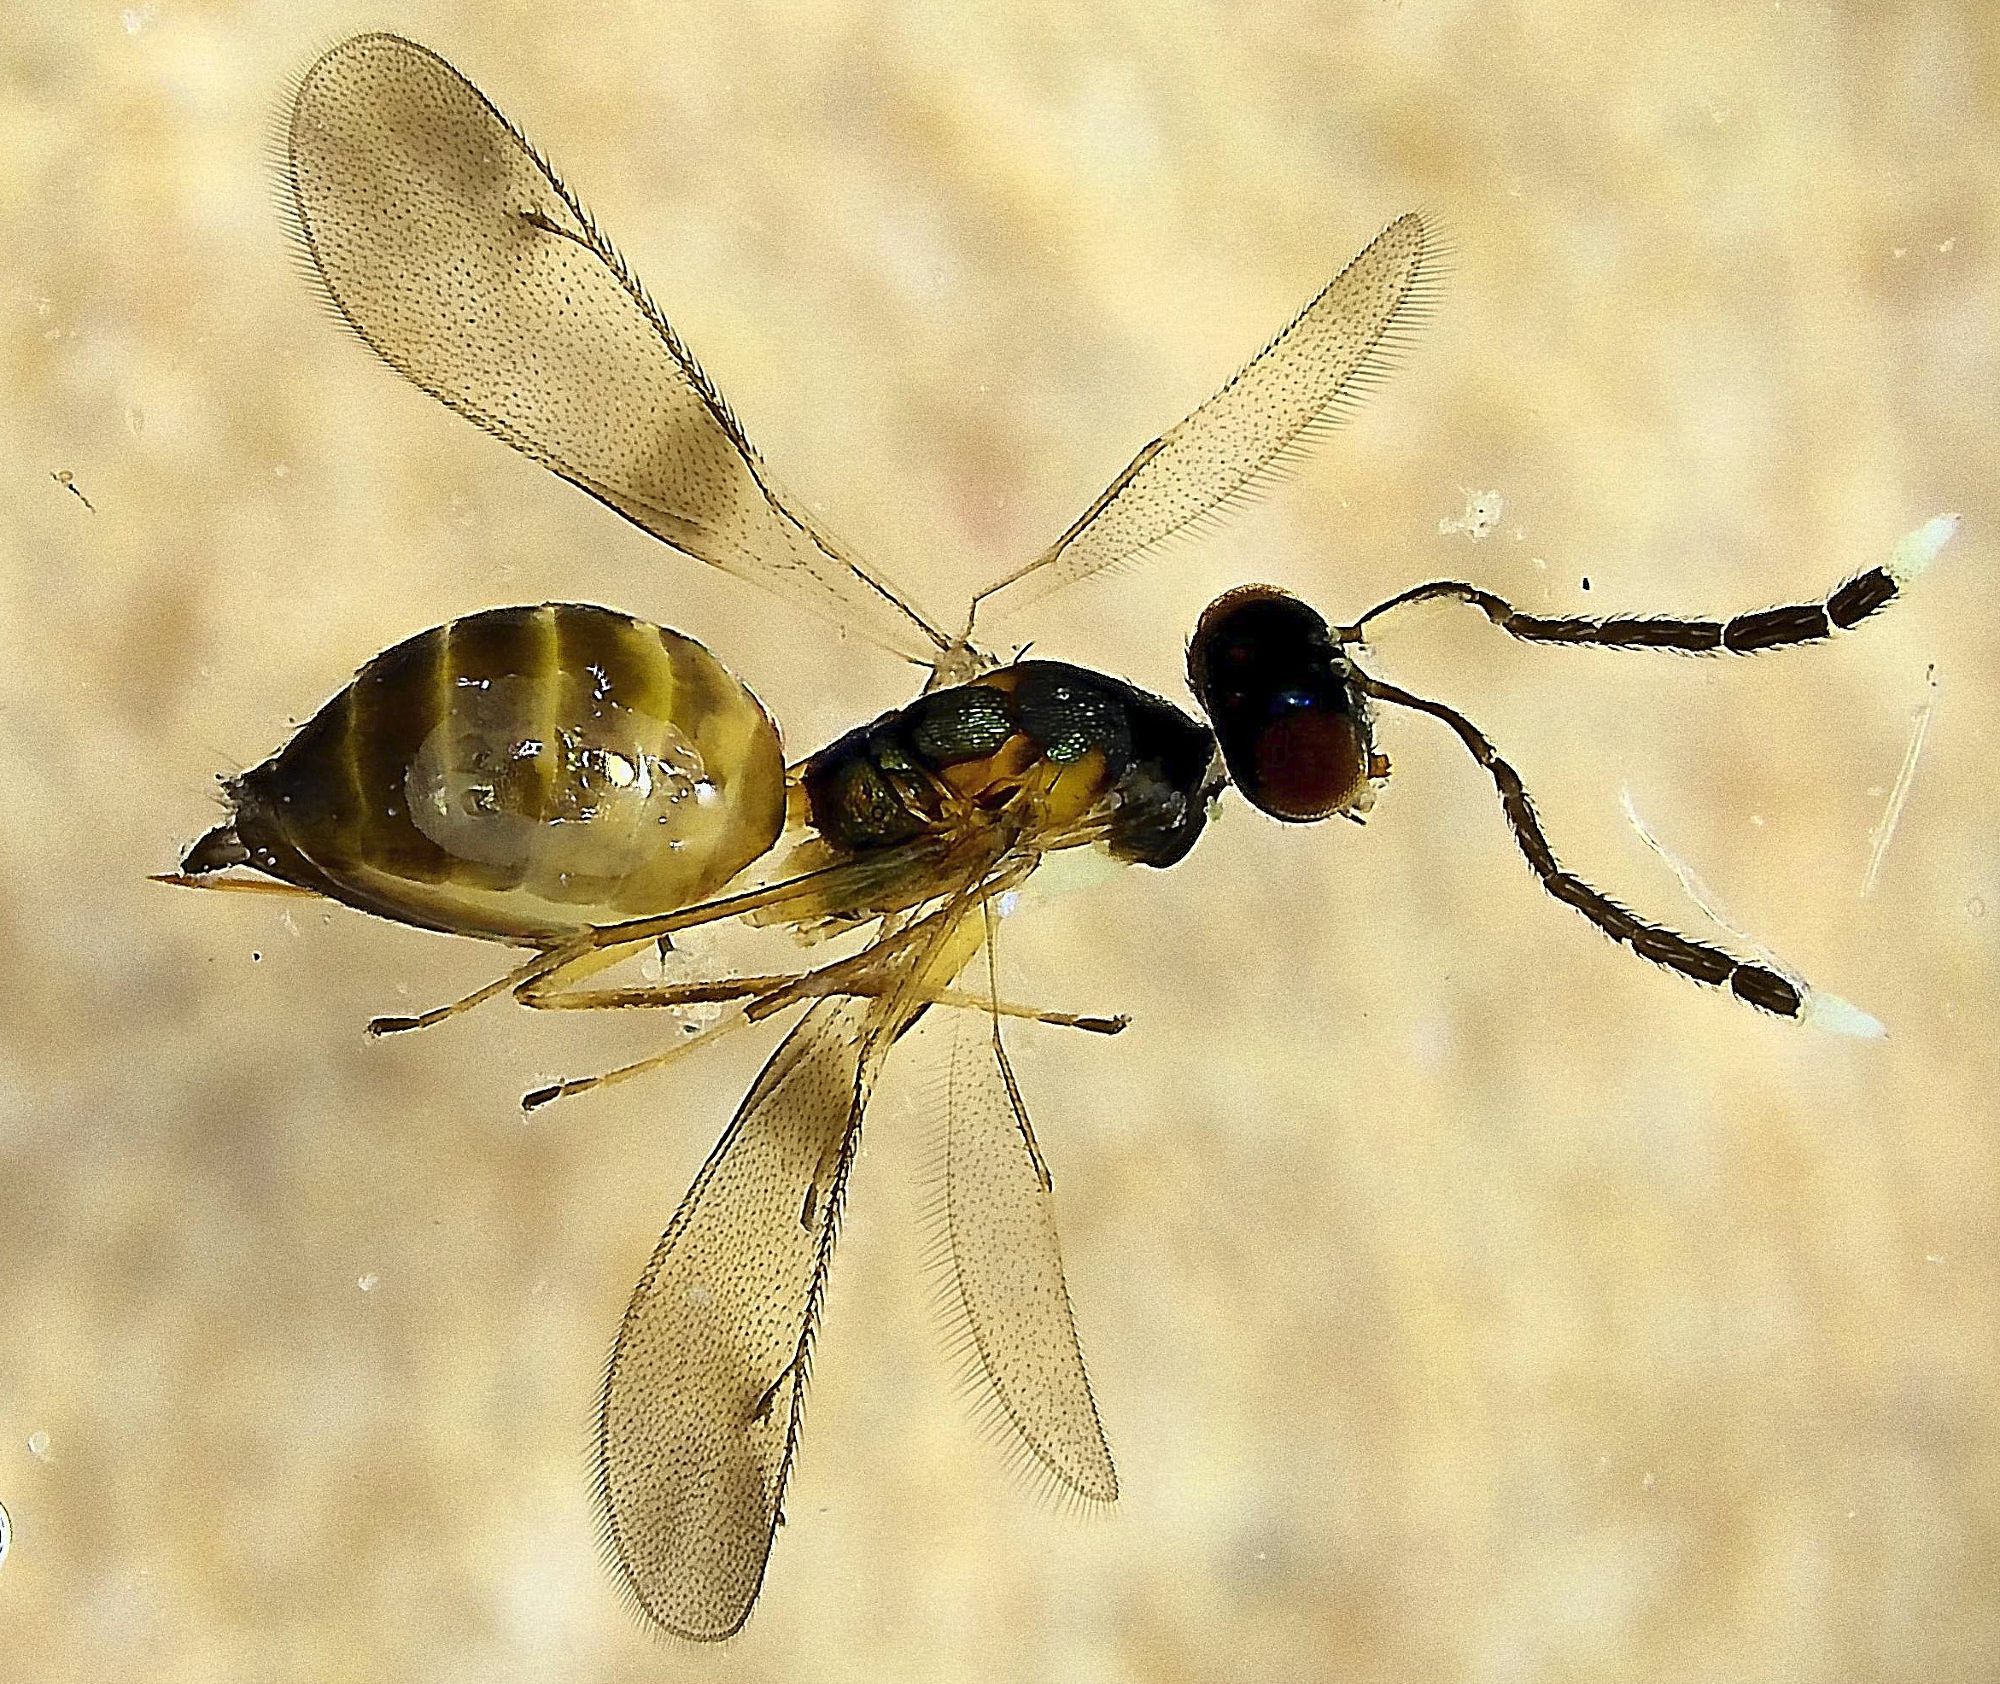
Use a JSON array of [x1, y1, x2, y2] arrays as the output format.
[[973, 211, 1442, 625], [284, 33, 945, 662], [595, 995, 874, 1641], [927, 999, 1118, 1503]]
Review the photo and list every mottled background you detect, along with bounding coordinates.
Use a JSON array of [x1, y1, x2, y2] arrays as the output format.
[[2, 2, 1995, 1680]]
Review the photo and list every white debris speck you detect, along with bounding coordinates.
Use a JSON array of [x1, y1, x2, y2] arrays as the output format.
[[995, 890, 1021, 919], [684, 1283, 714, 1310], [357, 1273, 379, 1293], [1438, 489, 1505, 541], [26, 1432, 51, 1464]]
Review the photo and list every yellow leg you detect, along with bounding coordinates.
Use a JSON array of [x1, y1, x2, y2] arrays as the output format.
[[522, 1002, 758, 1112], [521, 970, 1125, 1035], [521, 886, 1074, 1112], [366, 854, 905, 1037], [522, 925, 925, 1111], [520, 964, 1124, 1116], [367, 938, 651, 1035]]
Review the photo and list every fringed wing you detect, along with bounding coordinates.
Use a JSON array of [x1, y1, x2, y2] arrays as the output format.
[[973, 211, 1443, 626], [283, 33, 946, 663], [922, 925, 1117, 1502], [594, 877, 999, 1637], [593, 995, 876, 1639]]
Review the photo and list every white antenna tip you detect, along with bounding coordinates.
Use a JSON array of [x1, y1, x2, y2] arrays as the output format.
[[1889, 513, 1959, 582], [1802, 991, 1887, 1040]]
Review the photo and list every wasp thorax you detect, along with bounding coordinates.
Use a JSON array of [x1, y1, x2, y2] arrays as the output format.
[[801, 661, 1222, 869], [1186, 585, 1378, 824]]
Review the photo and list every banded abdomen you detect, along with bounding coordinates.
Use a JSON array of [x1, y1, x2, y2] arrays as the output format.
[[183, 604, 785, 943]]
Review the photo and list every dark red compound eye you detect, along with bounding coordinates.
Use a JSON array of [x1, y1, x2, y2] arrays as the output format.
[[1187, 586, 1374, 824], [1245, 702, 1367, 822]]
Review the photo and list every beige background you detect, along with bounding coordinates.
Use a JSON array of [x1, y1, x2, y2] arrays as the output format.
[[2, 2, 1995, 1679]]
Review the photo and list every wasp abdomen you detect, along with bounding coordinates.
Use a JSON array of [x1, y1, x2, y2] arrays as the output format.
[[194, 604, 785, 943]]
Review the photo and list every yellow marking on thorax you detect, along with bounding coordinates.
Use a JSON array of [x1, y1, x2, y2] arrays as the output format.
[[935, 734, 1037, 802], [930, 735, 1112, 847], [1038, 749, 1111, 830]]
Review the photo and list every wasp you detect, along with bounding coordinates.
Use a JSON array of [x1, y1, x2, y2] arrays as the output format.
[[166, 33, 1945, 1641]]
